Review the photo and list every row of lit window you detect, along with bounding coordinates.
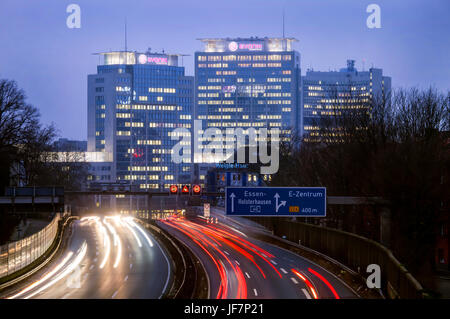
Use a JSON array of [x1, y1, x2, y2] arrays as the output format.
[[128, 166, 168, 172], [216, 71, 237, 75], [125, 122, 144, 128], [116, 86, 131, 92], [135, 140, 162, 145], [124, 175, 160, 181], [198, 55, 291, 62], [206, 122, 280, 127], [116, 104, 178, 111], [198, 100, 235, 105], [148, 87, 176, 93], [267, 78, 292, 82]]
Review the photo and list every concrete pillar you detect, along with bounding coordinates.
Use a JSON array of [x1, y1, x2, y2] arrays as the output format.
[[380, 206, 391, 247]]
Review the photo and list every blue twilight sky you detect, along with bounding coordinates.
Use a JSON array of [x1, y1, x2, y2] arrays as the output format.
[[0, 0, 449, 140]]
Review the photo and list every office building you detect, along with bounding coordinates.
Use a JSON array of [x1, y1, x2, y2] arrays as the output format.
[[87, 50, 194, 193], [302, 60, 391, 143]]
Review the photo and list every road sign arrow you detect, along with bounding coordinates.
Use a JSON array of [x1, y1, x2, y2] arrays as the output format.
[[230, 193, 236, 213], [274, 193, 286, 212]]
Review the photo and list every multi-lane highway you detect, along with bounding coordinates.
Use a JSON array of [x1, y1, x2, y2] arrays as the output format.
[[2, 207, 358, 299], [159, 207, 358, 299], [3, 216, 171, 299]]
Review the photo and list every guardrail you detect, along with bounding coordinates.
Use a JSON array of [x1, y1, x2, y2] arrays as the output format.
[[0, 214, 60, 279], [250, 217, 425, 299]]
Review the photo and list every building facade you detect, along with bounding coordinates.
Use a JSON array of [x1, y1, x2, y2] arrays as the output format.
[[302, 60, 391, 143], [87, 50, 194, 193]]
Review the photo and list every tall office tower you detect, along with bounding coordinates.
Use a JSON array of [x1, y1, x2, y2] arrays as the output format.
[[87, 50, 194, 196], [302, 60, 391, 143], [195, 37, 302, 145]]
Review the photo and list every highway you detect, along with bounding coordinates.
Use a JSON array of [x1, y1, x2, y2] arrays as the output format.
[[3, 216, 171, 299], [158, 207, 358, 299]]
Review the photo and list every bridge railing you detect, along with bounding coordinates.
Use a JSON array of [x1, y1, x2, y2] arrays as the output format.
[[250, 217, 424, 299], [0, 214, 60, 279]]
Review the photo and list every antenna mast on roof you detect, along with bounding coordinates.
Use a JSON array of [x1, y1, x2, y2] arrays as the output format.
[[282, 9, 285, 38]]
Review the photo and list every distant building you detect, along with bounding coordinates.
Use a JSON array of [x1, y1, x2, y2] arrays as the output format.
[[302, 60, 391, 143], [194, 37, 302, 182], [195, 37, 302, 137]]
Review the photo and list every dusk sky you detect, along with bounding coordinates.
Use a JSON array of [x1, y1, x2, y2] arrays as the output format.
[[0, 0, 448, 140]]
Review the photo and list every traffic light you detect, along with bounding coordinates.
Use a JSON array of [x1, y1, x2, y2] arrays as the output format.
[[181, 185, 190, 194], [192, 184, 202, 196], [169, 185, 178, 195]]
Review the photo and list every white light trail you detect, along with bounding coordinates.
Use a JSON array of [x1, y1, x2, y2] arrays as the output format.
[[9, 242, 88, 299], [123, 218, 142, 248], [103, 217, 122, 268], [99, 219, 111, 269], [8, 252, 74, 299]]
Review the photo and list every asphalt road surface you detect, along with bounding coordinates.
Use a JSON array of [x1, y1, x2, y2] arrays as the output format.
[[159, 207, 357, 299]]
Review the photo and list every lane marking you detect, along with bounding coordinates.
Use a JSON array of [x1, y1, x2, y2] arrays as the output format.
[[96, 251, 99, 256], [224, 251, 230, 256], [112, 290, 118, 299], [89, 265, 94, 270], [280, 268, 288, 274], [245, 272, 250, 279], [129, 263, 133, 270], [93, 258, 97, 263], [124, 275, 128, 282], [290, 277, 299, 284], [62, 293, 70, 299], [271, 260, 278, 265], [302, 288, 312, 299], [235, 260, 240, 266], [253, 289, 258, 297]]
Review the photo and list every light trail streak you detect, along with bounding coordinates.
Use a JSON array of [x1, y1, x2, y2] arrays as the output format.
[[127, 219, 154, 247], [99, 219, 111, 269], [123, 218, 142, 248], [162, 219, 250, 299], [7, 252, 74, 299], [9, 242, 88, 299], [292, 268, 319, 299], [103, 218, 122, 268]]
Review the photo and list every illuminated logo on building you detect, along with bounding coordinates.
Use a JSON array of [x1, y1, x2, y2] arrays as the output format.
[[137, 54, 169, 65], [228, 41, 238, 52], [238, 43, 263, 51], [222, 85, 236, 93], [138, 54, 147, 64]]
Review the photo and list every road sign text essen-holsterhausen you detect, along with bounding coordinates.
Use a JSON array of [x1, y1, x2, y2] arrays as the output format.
[[225, 187, 326, 217]]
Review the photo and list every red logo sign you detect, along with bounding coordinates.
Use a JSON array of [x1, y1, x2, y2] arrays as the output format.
[[169, 185, 178, 194], [181, 185, 190, 194], [192, 184, 201, 195]]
